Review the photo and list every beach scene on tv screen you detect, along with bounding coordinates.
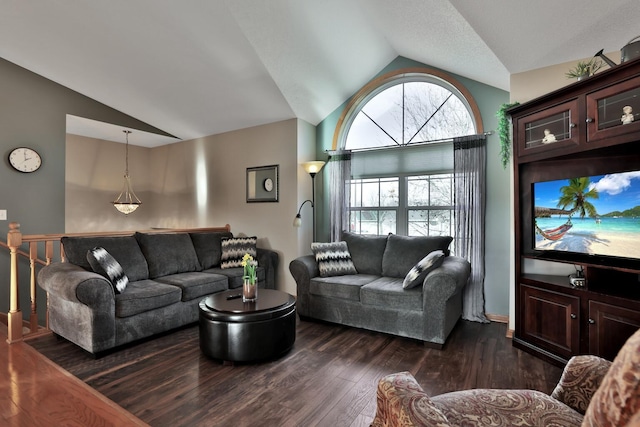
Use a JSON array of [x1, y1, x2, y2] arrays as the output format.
[[534, 171, 640, 259]]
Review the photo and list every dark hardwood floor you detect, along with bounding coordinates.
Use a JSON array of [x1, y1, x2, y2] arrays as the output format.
[[25, 318, 563, 427]]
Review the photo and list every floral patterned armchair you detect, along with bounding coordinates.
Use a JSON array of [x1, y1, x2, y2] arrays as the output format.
[[372, 328, 640, 427]]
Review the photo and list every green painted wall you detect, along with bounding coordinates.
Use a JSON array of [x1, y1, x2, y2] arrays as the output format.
[[314, 56, 511, 317]]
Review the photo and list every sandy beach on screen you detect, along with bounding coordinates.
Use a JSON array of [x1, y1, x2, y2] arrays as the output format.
[[535, 229, 640, 259]]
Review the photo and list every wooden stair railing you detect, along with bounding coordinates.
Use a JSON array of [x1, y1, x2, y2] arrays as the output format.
[[3, 221, 231, 344]]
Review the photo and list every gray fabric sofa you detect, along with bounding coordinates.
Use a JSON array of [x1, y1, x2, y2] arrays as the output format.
[[289, 232, 471, 348], [37, 230, 278, 355]]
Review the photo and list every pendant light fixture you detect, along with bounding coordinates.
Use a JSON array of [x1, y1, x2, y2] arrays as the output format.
[[112, 130, 141, 215]]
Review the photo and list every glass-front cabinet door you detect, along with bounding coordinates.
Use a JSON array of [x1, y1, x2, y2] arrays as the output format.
[[586, 75, 640, 143], [516, 100, 579, 160]]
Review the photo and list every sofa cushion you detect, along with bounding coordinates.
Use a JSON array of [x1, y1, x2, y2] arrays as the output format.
[[135, 232, 202, 278], [311, 241, 358, 277], [382, 234, 453, 279], [310, 274, 378, 301], [156, 272, 228, 301], [402, 250, 445, 289], [342, 232, 388, 275], [189, 231, 233, 269], [62, 235, 149, 281], [582, 328, 640, 427], [361, 277, 423, 311], [220, 236, 257, 269], [86, 247, 129, 294], [115, 280, 182, 318], [204, 266, 266, 289], [432, 389, 584, 426]]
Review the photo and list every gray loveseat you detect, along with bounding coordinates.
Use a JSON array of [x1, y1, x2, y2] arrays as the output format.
[[289, 232, 470, 348], [37, 230, 278, 355]]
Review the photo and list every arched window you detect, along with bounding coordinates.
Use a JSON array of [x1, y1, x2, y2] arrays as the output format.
[[333, 68, 482, 237]]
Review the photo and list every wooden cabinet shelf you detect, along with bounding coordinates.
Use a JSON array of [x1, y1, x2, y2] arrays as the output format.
[[510, 59, 640, 365]]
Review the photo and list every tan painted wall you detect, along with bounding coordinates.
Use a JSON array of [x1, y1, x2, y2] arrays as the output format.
[[510, 51, 621, 103], [66, 134, 153, 232], [66, 118, 314, 295]]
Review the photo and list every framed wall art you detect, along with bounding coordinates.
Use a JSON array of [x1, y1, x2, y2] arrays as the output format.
[[246, 164, 279, 202]]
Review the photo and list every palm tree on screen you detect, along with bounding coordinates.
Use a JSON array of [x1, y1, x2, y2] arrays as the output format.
[[557, 177, 599, 219]]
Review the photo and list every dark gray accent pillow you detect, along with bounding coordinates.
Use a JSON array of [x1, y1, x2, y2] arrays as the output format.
[[61, 235, 149, 281], [87, 247, 129, 294], [189, 231, 233, 269], [342, 232, 388, 275], [311, 241, 358, 277], [402, 250, 445, 289], [220, 236, 257, 269], [382, 234, 453, 279], [135, 232, 202, 278]]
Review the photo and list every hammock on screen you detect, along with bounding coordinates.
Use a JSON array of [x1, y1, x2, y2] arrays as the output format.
[[535, 219, 573, 241]]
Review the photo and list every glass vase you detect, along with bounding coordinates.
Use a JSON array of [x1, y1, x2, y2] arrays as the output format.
[[242, 278, 257, 302]]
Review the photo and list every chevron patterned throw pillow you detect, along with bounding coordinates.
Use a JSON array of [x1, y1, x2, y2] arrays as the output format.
[[311, 241, 358, 277], [220, 236, 257, 269], [87, 246, 129, 294], [402, 250, 445, 289]]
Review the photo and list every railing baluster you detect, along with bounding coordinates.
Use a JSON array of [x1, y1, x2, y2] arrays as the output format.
[[45, 240, 53, 265], [45, 240, 54, 329], [7, 222, 23, 344], [29, 242, 38, 334]]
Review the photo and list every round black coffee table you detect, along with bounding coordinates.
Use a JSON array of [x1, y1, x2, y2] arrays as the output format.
[[198, 289, 296, 363]]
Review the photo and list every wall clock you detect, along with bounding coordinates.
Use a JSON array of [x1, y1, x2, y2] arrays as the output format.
[[9, 147, 42, 173], [264, 178, 274, 192]]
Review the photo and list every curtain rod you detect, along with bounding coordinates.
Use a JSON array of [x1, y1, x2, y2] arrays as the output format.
[[327, 131, 492, 155]]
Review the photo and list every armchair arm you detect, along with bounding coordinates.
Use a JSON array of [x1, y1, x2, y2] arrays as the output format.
[[372, 371, 451, 427], [288, 255, 319, 317], [551, 355, 612, 415]]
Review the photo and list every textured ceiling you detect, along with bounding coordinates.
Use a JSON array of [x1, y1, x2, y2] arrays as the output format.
[[1, 0, 638, 146]]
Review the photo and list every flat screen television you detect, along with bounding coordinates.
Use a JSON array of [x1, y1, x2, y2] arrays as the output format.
[[532, 171, 640, 263]]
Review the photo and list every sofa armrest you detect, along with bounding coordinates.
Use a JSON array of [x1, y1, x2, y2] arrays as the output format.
[[256, 248, 279, 289], [551, 355, 612, 415], [423, 256, 470, 303], [37, 262, 115, 307], [289, 255, 319, 317], [372, 371, 451, 427]]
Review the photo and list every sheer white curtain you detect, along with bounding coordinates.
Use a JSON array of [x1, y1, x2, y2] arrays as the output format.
[[454, 135, 489, 323], [328, 150, 351, 242]]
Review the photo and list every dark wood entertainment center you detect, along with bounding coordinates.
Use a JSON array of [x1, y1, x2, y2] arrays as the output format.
[[510, 58, 640, 365]]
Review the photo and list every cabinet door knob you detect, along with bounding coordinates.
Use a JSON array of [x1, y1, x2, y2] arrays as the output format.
[[570, 313, 577, 319], [585, 118, 594, 123], [569, 123, 577, 128], [588, 318, 596, 324]]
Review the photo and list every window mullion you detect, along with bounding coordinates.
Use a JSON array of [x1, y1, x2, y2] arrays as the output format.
[[398, 174, 408, 235]]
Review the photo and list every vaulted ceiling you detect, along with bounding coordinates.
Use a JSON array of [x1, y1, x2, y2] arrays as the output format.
[[1, 1, 638, 145]]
